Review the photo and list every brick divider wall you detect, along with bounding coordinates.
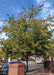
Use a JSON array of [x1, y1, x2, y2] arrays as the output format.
[[8, 63, 25, 75]]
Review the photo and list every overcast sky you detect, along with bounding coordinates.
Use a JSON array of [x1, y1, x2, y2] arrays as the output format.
[[0, 0, 54, 39]]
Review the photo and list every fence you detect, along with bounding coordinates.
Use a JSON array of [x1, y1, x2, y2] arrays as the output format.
[[25, 60, 54, 75], [28, 63, 44, 71], [24, 61, 44, 72]]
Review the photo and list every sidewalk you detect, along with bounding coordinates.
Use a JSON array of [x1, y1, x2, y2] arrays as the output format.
[[26, 67, 54, 75]]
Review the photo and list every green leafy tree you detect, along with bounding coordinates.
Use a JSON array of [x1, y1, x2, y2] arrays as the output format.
[[0, 4, 54, 71]]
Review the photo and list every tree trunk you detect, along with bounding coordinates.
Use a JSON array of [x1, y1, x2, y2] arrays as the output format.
[[26, 55, 28, 72]]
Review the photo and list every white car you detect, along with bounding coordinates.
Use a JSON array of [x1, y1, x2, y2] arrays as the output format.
[[36, 58, 43, 64]]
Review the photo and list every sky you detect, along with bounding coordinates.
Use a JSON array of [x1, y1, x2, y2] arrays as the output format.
[[0, 0, 54, 39]]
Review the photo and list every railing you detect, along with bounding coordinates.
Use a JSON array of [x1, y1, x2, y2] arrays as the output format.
[[28, 63, 44, 71], [25, 60, 54, 74], [23, 61, 44, 72]]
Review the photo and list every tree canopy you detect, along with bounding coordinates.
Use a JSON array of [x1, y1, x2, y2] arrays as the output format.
[[0, 4, 54, 59]]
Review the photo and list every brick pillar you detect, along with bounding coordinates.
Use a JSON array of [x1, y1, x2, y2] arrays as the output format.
[[49, 56, 51, 61], [8, 64, 25, 75], [47, 56, 52, 74], [48, 56, 52, 68]]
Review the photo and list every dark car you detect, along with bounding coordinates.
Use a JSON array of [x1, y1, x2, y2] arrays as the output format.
[[0, 60, 6, 67], [0, 61, 24, 75]]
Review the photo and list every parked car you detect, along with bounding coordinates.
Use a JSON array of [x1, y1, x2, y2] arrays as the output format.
[[0, 60, 6, 66], [36, 58, 43, 64], [0, 60, 6, 68], [36, 60, 42, 64], [28, 56, 36, 61], [0, 61, 25, 75]]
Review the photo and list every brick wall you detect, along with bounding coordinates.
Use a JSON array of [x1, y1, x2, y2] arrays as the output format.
[[8, 63, 25, 75]]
